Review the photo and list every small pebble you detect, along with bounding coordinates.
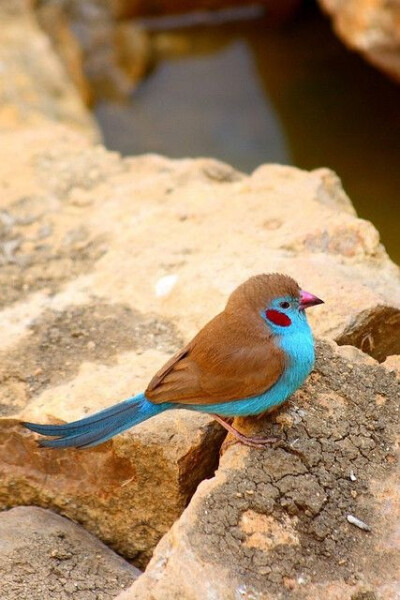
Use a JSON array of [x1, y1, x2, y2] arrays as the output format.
[[347, 514, 371, 532], [155, 274, 178, 298], [349, 470, 357, 481]]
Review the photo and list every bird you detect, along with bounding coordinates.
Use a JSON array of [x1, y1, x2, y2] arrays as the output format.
[[24, 273, 323, 449]]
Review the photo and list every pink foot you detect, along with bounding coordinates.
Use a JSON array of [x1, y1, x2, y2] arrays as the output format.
[[212, 414, 278, 449]]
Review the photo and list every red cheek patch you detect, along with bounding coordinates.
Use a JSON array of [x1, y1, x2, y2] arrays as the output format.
[[266, 309, 292, 327]]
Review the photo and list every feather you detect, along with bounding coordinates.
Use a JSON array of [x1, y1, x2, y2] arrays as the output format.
[[24, 394, 169, 449], [145, 274, 298, 406]]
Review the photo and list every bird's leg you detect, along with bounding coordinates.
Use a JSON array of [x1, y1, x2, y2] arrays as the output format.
[[211, 414, 278, 448]]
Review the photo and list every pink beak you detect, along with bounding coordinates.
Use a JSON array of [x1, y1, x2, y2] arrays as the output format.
[[299, 289, 324, 310]]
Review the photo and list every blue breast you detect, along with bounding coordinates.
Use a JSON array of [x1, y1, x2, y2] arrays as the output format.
[[186, 317, 315, 417]]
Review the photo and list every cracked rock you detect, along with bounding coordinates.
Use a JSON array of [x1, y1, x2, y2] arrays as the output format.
[[0, 506, 140, 600], [118, 340, 400, 600]]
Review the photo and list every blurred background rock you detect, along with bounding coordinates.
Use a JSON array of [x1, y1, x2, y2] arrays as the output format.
[[30, 0, 400, 264]]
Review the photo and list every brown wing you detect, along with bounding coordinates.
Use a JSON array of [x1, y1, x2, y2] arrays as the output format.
[[146, 311, 285, 406]]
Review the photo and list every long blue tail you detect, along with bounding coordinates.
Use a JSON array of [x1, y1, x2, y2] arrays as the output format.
[[23, 393, 170, 449]]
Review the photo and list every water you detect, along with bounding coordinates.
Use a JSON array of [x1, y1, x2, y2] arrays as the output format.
[[95, 6, 400, 264]]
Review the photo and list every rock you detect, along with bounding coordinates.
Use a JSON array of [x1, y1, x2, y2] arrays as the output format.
[[0, 0, 99, 139], [116, 340, 400, 600], [0, 506, 140, 600], [115, 21, 153, 88], [36, 0, 153, 102], [36, 1, 93, 106], [382, 353, 400, 378], [1, 125, 397, 357], [0, 124, 399, 568], [318, 0, 400, 83], [0, 413, 222, 568]]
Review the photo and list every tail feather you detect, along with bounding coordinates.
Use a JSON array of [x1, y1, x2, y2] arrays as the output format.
[[38, 419, 132, 449], [23, 396, 143, 437], [23, 393, 170, 449]]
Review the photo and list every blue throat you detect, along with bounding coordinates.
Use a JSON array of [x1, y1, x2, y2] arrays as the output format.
[[177, 313, 315, 417]]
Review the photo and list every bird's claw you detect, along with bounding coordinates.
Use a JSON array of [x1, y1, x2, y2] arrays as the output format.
[[220, 434, 279, 454]]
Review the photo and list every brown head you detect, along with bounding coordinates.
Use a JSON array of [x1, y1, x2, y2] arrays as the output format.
[[225, 273, 323, 329], [226, 274, 300, 313]]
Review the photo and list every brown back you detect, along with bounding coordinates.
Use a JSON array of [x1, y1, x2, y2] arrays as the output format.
[[146, 274, 299, 406]]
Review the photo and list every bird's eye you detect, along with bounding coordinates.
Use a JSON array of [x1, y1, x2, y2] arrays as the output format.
[[280, 301, 290, 309]]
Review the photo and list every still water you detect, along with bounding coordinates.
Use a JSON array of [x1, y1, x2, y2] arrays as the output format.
[[95, 6, 400, 264]]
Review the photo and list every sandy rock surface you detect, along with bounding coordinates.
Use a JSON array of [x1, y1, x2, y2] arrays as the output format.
[[318, 0, 400, 83], [0, 0, 99, 139], [0, 506, 140, 600], [0, 122, 399, 569], [0, 125, 398, 357], [117, 340, 400, 600]]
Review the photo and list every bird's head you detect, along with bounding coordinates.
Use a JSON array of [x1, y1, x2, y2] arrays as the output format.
[[226, 273, 323, 334]]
